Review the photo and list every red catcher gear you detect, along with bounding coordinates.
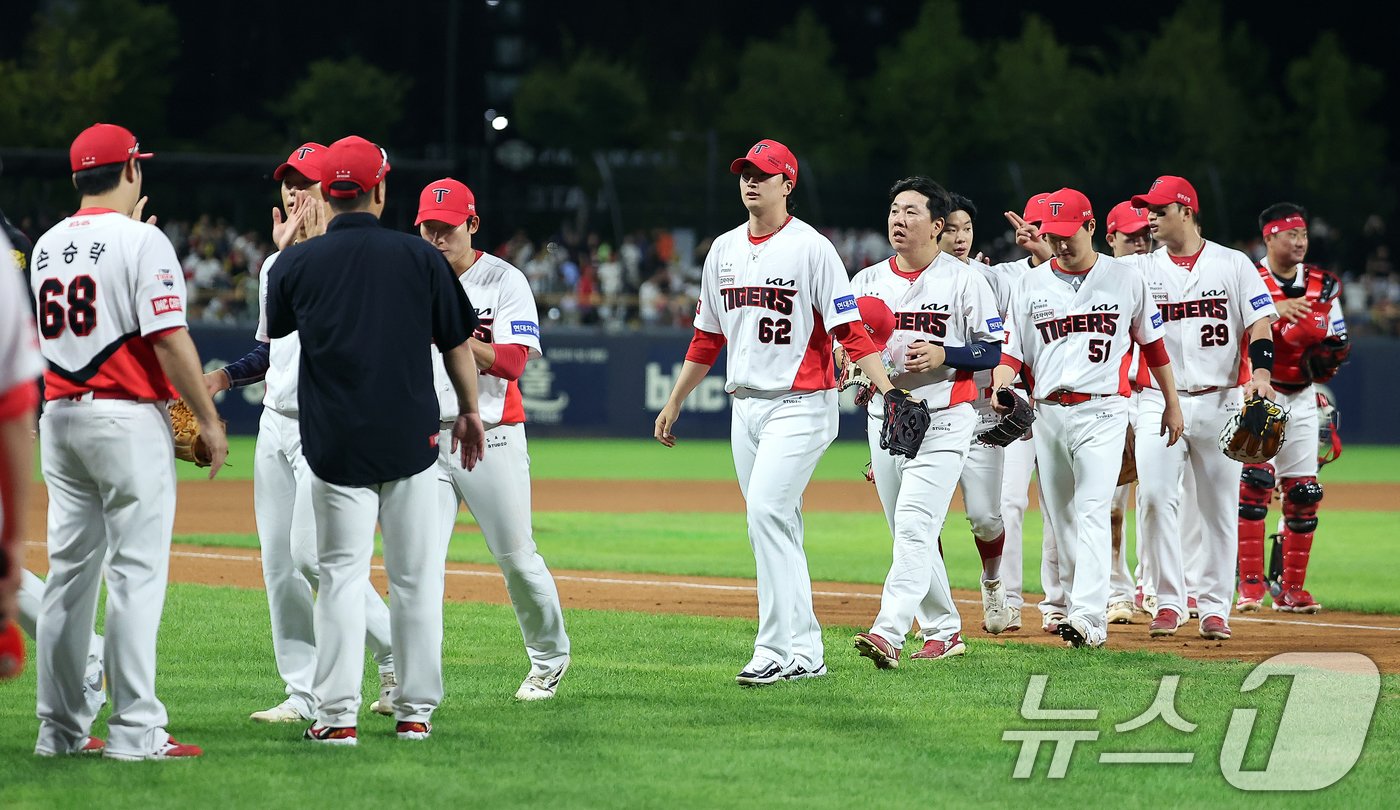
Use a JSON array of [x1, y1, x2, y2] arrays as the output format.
[[1317, 388, 1343, 466], [1258, 264, 1344, 390], [1237, 463, 1275, 602], [1278, 475, 1323, 597]]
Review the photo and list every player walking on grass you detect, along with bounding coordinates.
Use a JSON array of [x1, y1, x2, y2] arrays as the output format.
[[1124, 177, 1278, 641], [2, 230, 42, 679], [267, 136, 486, 744], [32, 124, 227, 759], [995, 188, 1182, 649], [416, 178, 571, 699], [1237, 202, 1347, 614], [206, 144, 398, 723], [654, 139, 902, 685], [847, 178, 1004, 668]]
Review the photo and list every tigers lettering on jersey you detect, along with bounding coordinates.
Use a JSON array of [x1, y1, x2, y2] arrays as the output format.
[[1035, 312, 1120, 343], [1157, 295, 1229, 322], [894, 310, 951, 338], [719, 285, 798, 315]]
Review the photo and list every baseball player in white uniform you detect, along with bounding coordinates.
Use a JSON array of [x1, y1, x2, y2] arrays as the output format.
[[206, 144, 397, 723], [1126, 176, 1278, 641], [848, 178, 1004, 667], [32, 124, 227, 759], [654, 139, 901, 685], [416, 178, 571, 700], [1237, 202, 1346, 614], [994, 187, 1183, 649]]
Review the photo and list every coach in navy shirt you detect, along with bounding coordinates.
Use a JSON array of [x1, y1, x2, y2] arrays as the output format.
[[265, 135, 486, 743]]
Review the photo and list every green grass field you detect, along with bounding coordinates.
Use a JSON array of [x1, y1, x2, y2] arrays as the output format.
[[3, 586, 1397, 809], [11, 441, 1398, 806]]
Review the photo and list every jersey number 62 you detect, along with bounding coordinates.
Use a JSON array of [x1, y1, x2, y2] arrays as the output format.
[[758, 317, 792, 344]]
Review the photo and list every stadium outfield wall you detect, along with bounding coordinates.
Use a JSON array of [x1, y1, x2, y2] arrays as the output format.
[[192, 325, 1396, 444]]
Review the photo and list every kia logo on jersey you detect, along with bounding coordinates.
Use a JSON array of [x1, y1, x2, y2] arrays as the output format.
[[765, 277, 795, 287], [1091, 303, 1119, 311], [1202, 289, 1227, 297]]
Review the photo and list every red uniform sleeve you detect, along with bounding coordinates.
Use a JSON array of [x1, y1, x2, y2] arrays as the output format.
[[685, 328, 727, 365], [146, 326, 184, 343], [484, 343, 529, 380], [0, 381, 39, 422], [1139, 338, 1170, 368], [999, 356, 1023, 374], [831, 322, 877, 363]]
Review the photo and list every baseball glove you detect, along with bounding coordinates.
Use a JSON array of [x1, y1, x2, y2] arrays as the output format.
[[1302, 335, 1350, 383], [169, 399, 222, 467], [880, 389, 931, 459], [1117, 425, 1138, 486], [1219, 395, 1288, 464], [839, 361, 877, 408], [975, 388, 1035, 448]]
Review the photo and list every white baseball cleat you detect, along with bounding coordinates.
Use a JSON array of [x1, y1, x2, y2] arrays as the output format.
[[515, 656, 570, 701], [83, 654, 107, 717], [1106, 601, 1135, 624], [250, 698, 312, 724], [980, 579, 1010, 634], [369, 670, 397, 716]]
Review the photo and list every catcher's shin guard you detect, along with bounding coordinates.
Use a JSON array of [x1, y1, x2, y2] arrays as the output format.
[[1237, 464, 1274, 597], [1280, 476, 1323, 591]]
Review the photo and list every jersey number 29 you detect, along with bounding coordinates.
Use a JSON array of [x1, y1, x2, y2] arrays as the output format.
[[37, 276, 99, 339]]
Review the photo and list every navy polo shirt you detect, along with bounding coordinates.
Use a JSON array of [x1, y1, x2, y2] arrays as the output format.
[[266, 212, 478, 486]]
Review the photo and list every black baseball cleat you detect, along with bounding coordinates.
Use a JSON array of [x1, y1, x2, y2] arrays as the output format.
[[1058, 622, 1087, 649], [735, 659, 785, 686]]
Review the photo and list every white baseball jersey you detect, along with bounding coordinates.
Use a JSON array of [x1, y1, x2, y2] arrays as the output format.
[[968, 257, 1031, 421], [850, 253, 1002, 409], [256, 252, 301, 415], [695, 217, 861, 393], [1, 233, 45, 394], [30, 210, 186, 400], [1124, 242, 1278, 391], [432, 251, 541, 425], [1004, 255, 1164, 398]]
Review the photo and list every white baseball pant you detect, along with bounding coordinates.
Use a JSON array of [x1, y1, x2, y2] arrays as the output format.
[[730, 389, 835, 671], [1032, 395, 1130, 644], [876, 404, 977, 646], [254, 408, 394, 717], [1136, 387, 1244, 625], [999, 435, 1038, 611], [18, 568, 104, 666], [310, 465, 441, 726], [35, 399, 177, 758], [436, 422, 569, 678]]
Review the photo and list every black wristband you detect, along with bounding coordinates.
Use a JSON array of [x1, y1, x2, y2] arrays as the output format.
[[1248, 338, 1274, 373]]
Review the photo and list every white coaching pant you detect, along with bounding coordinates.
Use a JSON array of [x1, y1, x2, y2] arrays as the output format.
[[1136, 387, 1244, 624], [731, 389, 836, 670], [1032, 396, 1129, 643], [254, 408, 393, 716], [874, 403, 976, 646], [19, 568, 104, 667], [35, 399, 176, 758], [310, 465, 440, 727], [436, 422, 569, 678], [1001, 435, 1047, 613]]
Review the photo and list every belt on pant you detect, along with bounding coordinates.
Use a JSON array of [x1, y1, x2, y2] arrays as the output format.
[[1040, 390, 1114, 407], [63, 391, 165, 404], [1181, 386, 1221, 395]]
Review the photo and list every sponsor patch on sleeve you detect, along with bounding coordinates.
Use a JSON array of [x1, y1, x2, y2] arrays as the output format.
[[986, 316, 1004, 333], [1249, 293, 1271, 311], [834, 294, 857, 314], [152, 295, 182, 315], [1151, 311, 1164, 329], [510, 321, 540, 337]]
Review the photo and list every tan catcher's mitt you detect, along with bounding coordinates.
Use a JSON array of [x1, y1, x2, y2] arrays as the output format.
[[169, 399, 222, 467], [1218, 395, 1287, 464]]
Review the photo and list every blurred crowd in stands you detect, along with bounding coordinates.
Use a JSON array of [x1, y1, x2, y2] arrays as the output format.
[[5, 208, 1399, 336]]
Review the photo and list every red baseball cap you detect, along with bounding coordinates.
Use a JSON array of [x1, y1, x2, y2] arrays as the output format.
[[273, 142, 327, 183], [730, 139, 798, 186], [321, 135, 391, 199], [1131, 175, 1199, 213], [857, 296, 895, 350], [1022, 192, 1050, 226], [1037, 188, 1095, 238], [1106, 201, 1149, 236], [70, 123, 153, 172], [416, 178, 477, 227]]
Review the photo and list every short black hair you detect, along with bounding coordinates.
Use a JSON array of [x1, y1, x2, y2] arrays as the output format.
[[888, 176, 952, 222], [1258, 202, 1307, 232], [947, 193, 978, 225], [327, 189, 373, 214], [73, 163, 126, 196]]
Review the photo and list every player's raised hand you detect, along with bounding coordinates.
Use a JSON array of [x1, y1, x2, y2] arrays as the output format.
[[299, 191, 327, 239], [1274, 297, 1313, 324], [130, 196, 157, 226], [451, 413, 487, 471], [272, 197, 309, 251], [654, 402, 681, 447], [1004, 211, 1052, 262], [202, 369, 230, 397], [973, 251, 991, 266]]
